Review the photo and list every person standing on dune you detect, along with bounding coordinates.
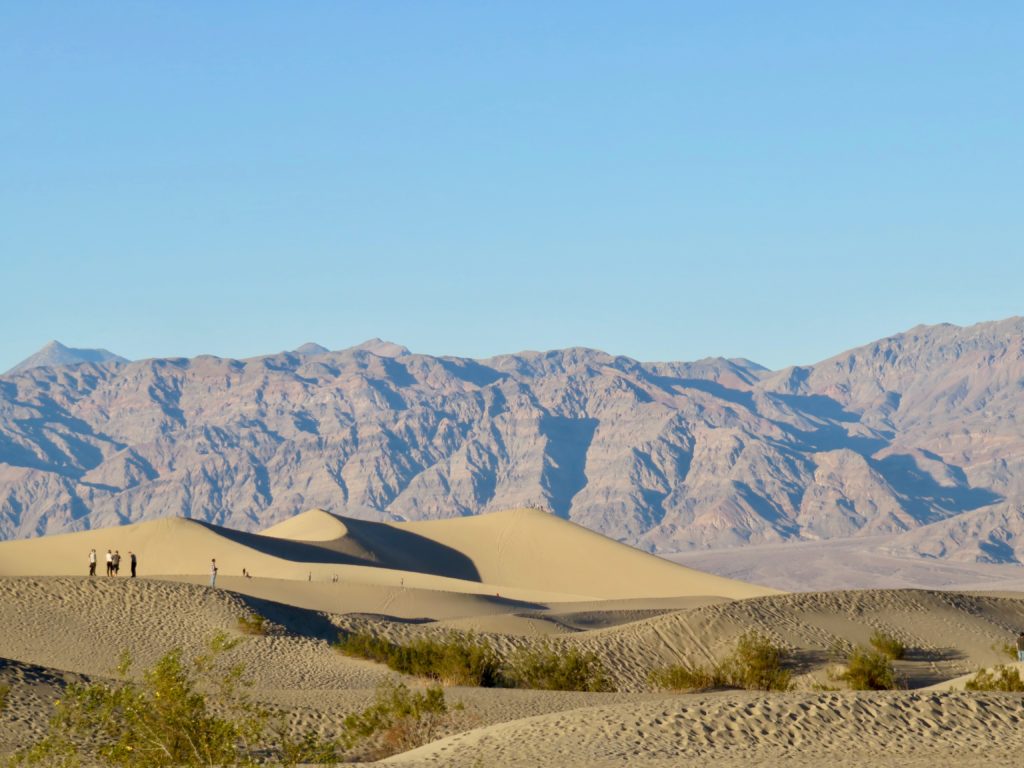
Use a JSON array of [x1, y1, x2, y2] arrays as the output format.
[[210, 559, 218, 587], [129, 551, 137, 578], [1017, 631, 1024, 662], [88, 549, 96, 577], [105, 549, 113, 576]]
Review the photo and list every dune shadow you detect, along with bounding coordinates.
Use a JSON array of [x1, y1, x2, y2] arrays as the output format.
[[902, 646, 966, 663], [199, 515, 483, 583], [235, 595, 343, 644], [787, 648, 834, 675]]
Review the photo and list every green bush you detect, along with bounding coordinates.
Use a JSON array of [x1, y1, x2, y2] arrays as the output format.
[[838, 647, 899, 690], [648, 663, 726, 691], [336, 631, 502, 687], [723, 631, 793, 691], [341, 681, 452, 758], [236, 612, 269, 636], [337, 631, 612, 692], [6, 632, 462, 767], [0, 682, 9, 713], [505, 643, 612, 692], [868, 630, 906, 660], [650, 632, 791, 692], [964, 665, 1024, 692], [9, 638, 266, 767]]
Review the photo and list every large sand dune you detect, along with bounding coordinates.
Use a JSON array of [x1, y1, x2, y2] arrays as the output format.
[[2, 508, 1023, 766], [0, 507, 774, 600]]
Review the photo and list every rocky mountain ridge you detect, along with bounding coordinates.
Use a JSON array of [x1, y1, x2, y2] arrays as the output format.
[[1, 320, 1023, 562]]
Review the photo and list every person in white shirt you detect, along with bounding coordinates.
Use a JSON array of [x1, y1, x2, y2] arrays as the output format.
[[88, 549, 97, 577], [105, 549, 113, 577], [210, 559, 218, 587]]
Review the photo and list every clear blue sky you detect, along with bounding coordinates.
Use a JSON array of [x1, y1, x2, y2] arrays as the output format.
[[2, 2, 1021, 372]]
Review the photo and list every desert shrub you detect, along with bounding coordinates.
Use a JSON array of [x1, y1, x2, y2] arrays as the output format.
[[338, 631, 611, 692], [964, 665, 1024, 692], [649, 632, 791, 693], [838, 647, 899, 690], [236, 612, 269, 636], [723, 631, 793, 692], [8, 633, 340, 768], [0, 682, 9, 713], [341, 681, 452, 759], [336, 631, 502, 687], [868, 630, 906, 660], [505, 643, 613, 692], [995, 642, 1018, 661], [648, 663, 727, 691], [9, 639, 264, 767]]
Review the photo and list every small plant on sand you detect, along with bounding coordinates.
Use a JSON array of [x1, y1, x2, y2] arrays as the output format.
[[964, 665, 1024, 692], [648, 663, 726, 691], [337, 631, 612, 692], [8, 633, 340, 768], [0, 682, 10, 713], [336, 630, 503, 687], [650, 632, 791, 693], [236, 611, 269, 636], [505, 642, 613, 692], [837, 647, 899, 691], [995, 642, 1018, 661], [722, 631, 793, 692], [8, 635, 262, 767], [868, 630, 906, 660], [340, 681, 454, 760]]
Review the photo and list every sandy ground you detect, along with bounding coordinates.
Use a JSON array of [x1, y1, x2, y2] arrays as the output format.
[[1, 508, 1023, 766]]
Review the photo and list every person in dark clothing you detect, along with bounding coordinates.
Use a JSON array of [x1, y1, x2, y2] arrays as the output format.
[[129, 551, 137, 578]]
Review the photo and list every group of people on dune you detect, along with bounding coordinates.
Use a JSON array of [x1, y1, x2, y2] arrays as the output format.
[[88, 548, 137, 578]]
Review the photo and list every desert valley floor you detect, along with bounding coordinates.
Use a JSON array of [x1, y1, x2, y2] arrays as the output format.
[[1, 508, 1023, 766]]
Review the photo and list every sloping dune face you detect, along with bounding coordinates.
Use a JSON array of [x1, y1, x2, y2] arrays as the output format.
[[397, 508, 775, 600], [0, 507, 772, 600]]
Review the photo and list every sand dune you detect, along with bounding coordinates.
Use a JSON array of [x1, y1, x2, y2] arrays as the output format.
[[0, 507, 774, 600], [2, 509, 1023, 766]]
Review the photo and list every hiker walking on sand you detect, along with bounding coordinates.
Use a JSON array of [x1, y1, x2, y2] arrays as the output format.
[[1017, 631, 1024, 662], [210, 558, 218, 587], [129, 551, 137, 578], [112, 550, 121, 576], [105, 549, 113, 576], [88, 549, 96, 577]]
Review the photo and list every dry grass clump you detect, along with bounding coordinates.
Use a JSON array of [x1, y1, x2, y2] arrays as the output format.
[[964, 665, 1024, 692], [868, 630, 906, 660], [337, 631, 613, 692], [0, 682, 9, 713], [341, 681, 455, 760], [649, 631, 792, 692], [236, 612, 269, 636]]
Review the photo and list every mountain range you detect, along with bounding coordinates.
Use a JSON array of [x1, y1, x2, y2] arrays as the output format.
[[1, 319, 1023, 563]]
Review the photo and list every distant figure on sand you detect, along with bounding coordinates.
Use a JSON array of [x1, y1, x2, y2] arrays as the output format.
[[1017, 631, 1024, 662], [105, 549, 113, 576], [129, 551, 137, 578], [88, 549, 96, 577], [210, 559, 218, 587], [112, 551, 121, 576]]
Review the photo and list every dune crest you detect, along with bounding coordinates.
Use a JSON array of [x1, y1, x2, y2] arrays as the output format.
[[0, 507, 773, 601]]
